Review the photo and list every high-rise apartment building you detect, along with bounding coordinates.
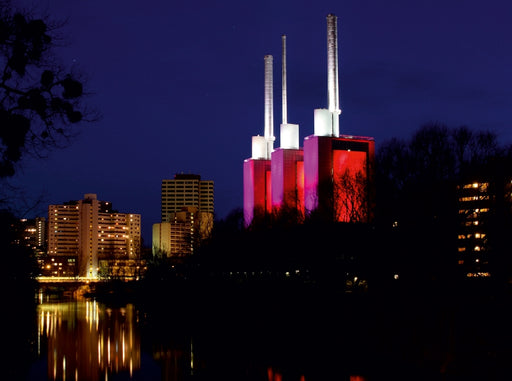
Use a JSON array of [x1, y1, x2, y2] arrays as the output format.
[[161, 174, 214, 221], [456, 178, 512, 279], [35, 217, 46, 252], [14, 217, 46, 255], [457, 181, 492, 277], [47, 194, 141, 278], [154, 174, 214, 257]]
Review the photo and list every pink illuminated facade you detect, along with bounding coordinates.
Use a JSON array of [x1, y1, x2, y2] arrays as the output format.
[[269, 35, 305, 217], [243, 14, 375, 227], [243, 158, 272, 226], [271, 148, 304, 216], [303, 134, 374, 222]]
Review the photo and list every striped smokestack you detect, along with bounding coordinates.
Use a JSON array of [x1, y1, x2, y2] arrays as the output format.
[[264, 54, 275, 158]]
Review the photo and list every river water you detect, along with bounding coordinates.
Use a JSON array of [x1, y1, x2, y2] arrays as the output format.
[[11, 282, 512, 380], [21, 286, 377, 380]]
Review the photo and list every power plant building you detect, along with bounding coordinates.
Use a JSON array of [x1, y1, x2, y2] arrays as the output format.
[[14, 217, 46, 255], [244, 14, 375, 227]]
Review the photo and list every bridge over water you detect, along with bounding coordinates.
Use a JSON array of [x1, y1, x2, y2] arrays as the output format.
[[37, 276, 106, 298]]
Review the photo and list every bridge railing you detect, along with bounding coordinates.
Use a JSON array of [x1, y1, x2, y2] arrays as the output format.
[[36, 276, 104, 283]]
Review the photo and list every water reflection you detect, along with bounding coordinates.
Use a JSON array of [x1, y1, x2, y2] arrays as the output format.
[[36, 299, 141, 380], [25, 283, 512, 380], [32, 292, 369, 380]]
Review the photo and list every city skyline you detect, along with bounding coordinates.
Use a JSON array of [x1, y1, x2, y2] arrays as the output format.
[[9, 0, 512, 245]]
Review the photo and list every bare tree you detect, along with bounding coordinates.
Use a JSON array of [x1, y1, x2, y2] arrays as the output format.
[[333, 166, 369, 223], [0, 1, 98, 179]]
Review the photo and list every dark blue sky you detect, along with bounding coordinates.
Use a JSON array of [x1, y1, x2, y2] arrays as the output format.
[[12, 0, 512, 245]]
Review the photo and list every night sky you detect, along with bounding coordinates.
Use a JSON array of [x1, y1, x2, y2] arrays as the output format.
[[11, 0, 512, 245]]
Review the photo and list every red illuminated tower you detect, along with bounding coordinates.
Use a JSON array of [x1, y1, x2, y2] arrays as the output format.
[[243, 55, 274, 227], [304, 134, 374, 222], [304, 14, 374, 222], [271, 35, 304, 218]]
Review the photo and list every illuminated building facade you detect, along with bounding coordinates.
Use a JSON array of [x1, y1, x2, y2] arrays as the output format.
[[457, 181, 491, 277], [161, 174, 214, 221], [271, 148, 304, 216], [35, 217, 46, 250], [154, 174, 214, 257], [304, 135, 374, 222], [243, 54, 275, 226], [270, 35, 305, 217], [243, 158, 272, 226], [153, 207, 213, 257], [457, 178, 512, 279], [244, 14, 375, 226], [456, 181, 496, 278], [47, 194, 141, 278], [14, 217, 46, 255]]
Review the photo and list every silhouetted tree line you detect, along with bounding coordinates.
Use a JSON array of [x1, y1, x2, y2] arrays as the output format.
[[192, 122, 512, 294], [1, 209, 39, 288], [375, 122, 512, 288], [1, 208, 40, 379], [0, 0, 87, 281], [0, 1, 93, 288], [0, 6, 97, 376]]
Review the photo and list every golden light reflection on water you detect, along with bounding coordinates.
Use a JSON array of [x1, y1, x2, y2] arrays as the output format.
[[37, 300, 140, 380], [33, 294, 369, 380]]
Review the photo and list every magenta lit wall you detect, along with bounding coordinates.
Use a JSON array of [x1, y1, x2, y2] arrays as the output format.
[[304, 135, 333, 214], [271, 148, 304, 212], [304, 135, 375, 221], [243, 158, 271, 227]]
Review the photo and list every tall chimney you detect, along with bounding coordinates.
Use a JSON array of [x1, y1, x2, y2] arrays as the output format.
[[281, 35, 287, 125], [279, 35, 299, 149], [264, 54, 275, 158], [327, 13, 340, 136], [327, 13, 339, 113]]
